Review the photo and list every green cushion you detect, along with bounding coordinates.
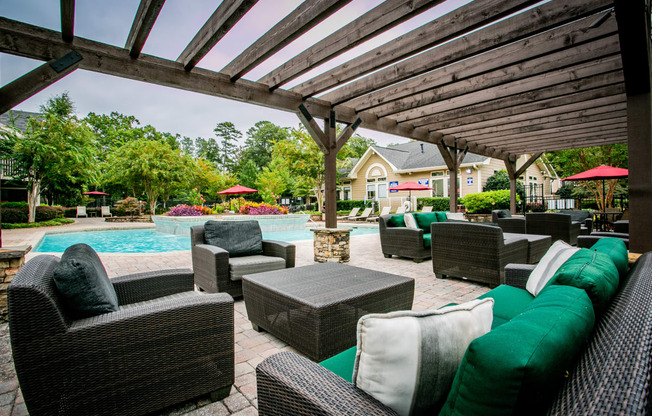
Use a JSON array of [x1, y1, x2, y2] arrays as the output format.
[[591, 238, 628, 277], [478, 285, 534, 329], [204, 220, 263, 257], [423, 233, 431, 248], [53, 243, 119, 318], [548, 249, 619, 313], [440, 285, 595, 415], [319, 346, 357, 383], [387, 214, 406, 228], [413, 212, 439, 233], [435, 211, 447, 222]]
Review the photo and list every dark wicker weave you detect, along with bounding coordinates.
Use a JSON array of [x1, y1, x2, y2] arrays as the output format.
[[191, 224, 295, 297], [8, 255, 234, 416], [577, 232, 630, 249], [378, 214, 431, 262], [525, 212, 581, 245], [431, 222, 528, 287], [491, 209, 526, 234], [242, 263, 414, 361], [614, 220, 629, 233], [257, 253, 652, 416], [503, 232, 552, 264], [558, 210, 593, 235]]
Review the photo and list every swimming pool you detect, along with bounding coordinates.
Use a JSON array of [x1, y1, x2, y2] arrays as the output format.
[[33, 227, 379, 253]]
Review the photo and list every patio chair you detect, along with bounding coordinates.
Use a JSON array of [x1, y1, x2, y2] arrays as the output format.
[[525, 212, 581, 245], [491, 209, 525, 234], [101, 205, 113, 217], [354, 207, 373, 221], [191, 220, 295, 298], [395, 206, 406, 214], [421, 206, 433, 213], [367, 206, 390, 222], [8, 251, 234, 416], [337, 207, 360, 220], [558, 209, 593, 235], [431, 222, 528, 287], [76, 206, 87, 218]]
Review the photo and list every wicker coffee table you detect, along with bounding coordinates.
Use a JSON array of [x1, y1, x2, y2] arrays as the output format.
[[242, 262, 414, 361]]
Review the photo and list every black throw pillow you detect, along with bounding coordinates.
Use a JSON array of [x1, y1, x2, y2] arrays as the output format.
[[53, 243, 119, 318], [204, 220, 264, 257]]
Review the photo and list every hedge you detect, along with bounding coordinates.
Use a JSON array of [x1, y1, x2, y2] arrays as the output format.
[[336, 200, 372, 211], [1, 205, 65, 223], [415, 197, 450, 211], [461, 190, 515, 214]]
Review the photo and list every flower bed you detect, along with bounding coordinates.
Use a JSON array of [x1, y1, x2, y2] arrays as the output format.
[[167, 204, 212, 216], [239, 202, 288, 215]]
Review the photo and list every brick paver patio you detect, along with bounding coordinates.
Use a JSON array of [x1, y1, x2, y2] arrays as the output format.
[[0, 218, 490, 415]]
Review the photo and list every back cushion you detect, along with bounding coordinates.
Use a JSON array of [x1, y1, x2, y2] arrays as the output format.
[[590, 238, 628, 277], [440, 285, 594, 415], [204, 220, 263, 257], [526, 241, 580, 297], [496, 209, 510, 219], [404, 213, 418, 229], [413, 212, 439, 233], [435, 211, 448, 223], [548, 249, 619, 313], [53, 243, 119, 318], [386, 214, 406, 228]]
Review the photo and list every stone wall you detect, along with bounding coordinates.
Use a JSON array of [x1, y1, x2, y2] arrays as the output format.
[[311, 228, 352, 263], [0, 246, 31, 322]]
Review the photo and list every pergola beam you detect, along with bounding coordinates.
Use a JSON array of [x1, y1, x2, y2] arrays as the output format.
[[292, 0, 543, 98], [125, 0, 166, 58], [60, 0, 75, 42], [258, 0, 444, 89], [222, 0, 352, 81], [504, 153, 543, 213], [473, 120, 628, 145], [178, 0, 258, 71]]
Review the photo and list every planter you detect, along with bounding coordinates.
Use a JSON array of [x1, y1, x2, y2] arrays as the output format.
[[105, 215, 152, 223], [464, 213, 492, 223], [152, 214, 311, 236]]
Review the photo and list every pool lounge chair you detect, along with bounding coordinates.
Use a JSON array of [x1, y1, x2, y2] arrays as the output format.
[[421, 206, 433, 213], [395, 206, 406, 214], [354, 207, 373, 221], [76, 206, 87, 218], [337, 207, 360, 221], [367, 206, 391, 222], [101, 206, 113, 217]]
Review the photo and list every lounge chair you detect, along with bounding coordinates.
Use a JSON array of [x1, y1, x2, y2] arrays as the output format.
[[354, 207, 373, 221], [101, 206, 113, 217], [421, 206, 433, 213], [367, 206, 391, 222], [395, 206, 406, 214], [337, 207, 360, 221], [76, 206, 87, 218]]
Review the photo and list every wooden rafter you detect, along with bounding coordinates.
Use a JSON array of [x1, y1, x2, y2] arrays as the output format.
[[258, 0, 444, 89], [222, 0, 352, 82], [178, 0, 258, 71], [60, 0, 75, 42], [125, 0, 166, 58]]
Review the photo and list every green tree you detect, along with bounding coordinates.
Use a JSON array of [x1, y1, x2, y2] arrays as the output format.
[[546, 144, 628, 210], [195, 137, 221, 167], [340, 134, 376, 159], [179, 136, 195, 157], [237, 159, 259, 190], [191, 158, 237, 198], [104, 139, 189, 214], [6, 93, 97, 222], [256, 157, 291, 199], [214, 122, 241, 173], [483, 170, 526, 202], [84, 112, 143, 158], [239, 121, 288, 170]]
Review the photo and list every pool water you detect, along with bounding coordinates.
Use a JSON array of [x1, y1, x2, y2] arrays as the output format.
[[33, 227, 379, 253]]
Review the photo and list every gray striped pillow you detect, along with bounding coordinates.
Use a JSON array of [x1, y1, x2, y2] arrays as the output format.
[[353, 298, 494, 416]]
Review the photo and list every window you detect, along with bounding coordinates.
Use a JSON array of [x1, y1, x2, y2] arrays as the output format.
[[342, 186, 351, 200], [367, 184, 376, 200], [367, 178, 376, 183], [378, 183, 388, 198], [431, 172, 445, 197]]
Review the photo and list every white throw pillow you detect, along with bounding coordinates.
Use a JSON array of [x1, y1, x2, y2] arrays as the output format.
[[446, 212, 467, 221], [404, 213, 418, 229], [526, 240, 580, 296], [353, 298, 494, 416]]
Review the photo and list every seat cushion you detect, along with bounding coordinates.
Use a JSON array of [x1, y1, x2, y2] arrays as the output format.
[[422, 233, 431, 248], [413, 212, 439, 233], [229, 255, 286, 281], [525, 240, 580, 296], [353, 299, 494, 416], [590, 237, 628, 277], [440, 285, 595, 415], [52, 243, 119, 318], [118, 291, 198, 311], [478, 285, 534, 329], [204, 220, 263, 257], [548, 248, 619, 313], [387, 214, 406, 228], [319, 346, 357, 383]]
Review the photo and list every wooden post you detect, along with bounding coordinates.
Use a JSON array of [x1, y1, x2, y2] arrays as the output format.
[[438, 140, 468, 212], [504, 153, 542, 214]]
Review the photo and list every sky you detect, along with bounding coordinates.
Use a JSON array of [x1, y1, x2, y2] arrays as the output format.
[[0, 0, 469, 147]]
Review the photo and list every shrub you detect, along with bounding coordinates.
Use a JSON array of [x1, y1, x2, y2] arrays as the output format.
[[213, 204, 225, 214], [1, 202, 28, 209], [416, 197, 450, 211], [0, 205, 64, 223], [484, 170, 526, 201], [2, 218, 74, 229], [336, 200, 368, 211], [461, 190, 515, 214], [239, 202, 288, 215], [35, 206, 65, 221], [1, 208, 27, 224], [115, 197, 145, 216], [526, 202, 547, 212], [188, 188, 206, 206], [167, 205, 204, 216]]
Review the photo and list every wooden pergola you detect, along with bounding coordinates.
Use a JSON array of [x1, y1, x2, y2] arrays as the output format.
[[0, 0, 650, 252]]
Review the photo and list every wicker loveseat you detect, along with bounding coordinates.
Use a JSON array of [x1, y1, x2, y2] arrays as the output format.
[[8, 255, 235, 416], [491, 209, 526, 233], [378, 212, 448, 263], [255, 250, 652, 416], [525, 212, 582, 245], [558, 209, 593, 235]]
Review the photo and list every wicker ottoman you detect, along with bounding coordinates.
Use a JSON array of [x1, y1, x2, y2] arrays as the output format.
[[504, 232, 552, 264], [242, 263, 415, 361]]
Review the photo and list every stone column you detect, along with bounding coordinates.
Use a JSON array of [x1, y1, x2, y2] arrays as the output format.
[[0, 246, 31, 321], [311, 228, 352, 263]]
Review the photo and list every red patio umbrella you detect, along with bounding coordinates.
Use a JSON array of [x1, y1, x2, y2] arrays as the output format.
[[83, 191, 110, 208], [216, 185, 258, 195], [562, 165, 628, 211], [389, 181, 433, 211]]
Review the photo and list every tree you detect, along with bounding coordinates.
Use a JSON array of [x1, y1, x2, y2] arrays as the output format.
[[195, 136, 222, 167], [484, 170, 526, 202], [6, 93, 97, 222], [256, 157, 291, 198], [239, 121, 288, 170], [340, 134, 376, 159], [237, 159, 259, 190], [84, 111, 143, 158], [191, 158, 237, 198], [104, 139, 189, 214], [214, 122, 241, 173], [546, 144, 628, 210], [179, 136, 195, 157]]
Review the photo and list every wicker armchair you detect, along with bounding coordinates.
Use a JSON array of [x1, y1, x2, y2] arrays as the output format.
[[430, 222, 528, 287], [8, 255, 234, 416], [191, 224, 295, 297], [558, 210, 593, 235], [378, 214, 430, 263], [525, 212, 581, 245], [491, 209, 526, 234]]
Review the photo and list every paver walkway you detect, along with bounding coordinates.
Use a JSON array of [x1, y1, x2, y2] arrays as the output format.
[[0, 218, 490, 415]]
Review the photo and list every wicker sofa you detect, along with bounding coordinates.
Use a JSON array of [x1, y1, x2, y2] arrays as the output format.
[[256, 251, 652, 416], [491, 209, 526, 233], [8, 255, 235, 416], [525, 212, 581, 245], [378, 212, 448, 263], [558, 209, 593, 235]]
